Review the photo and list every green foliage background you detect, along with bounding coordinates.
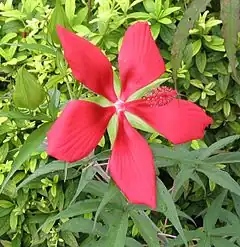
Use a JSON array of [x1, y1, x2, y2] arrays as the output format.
[[0, 0, 240, 246]]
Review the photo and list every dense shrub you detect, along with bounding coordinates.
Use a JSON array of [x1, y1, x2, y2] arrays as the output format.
[[0, 0, 240, 246]]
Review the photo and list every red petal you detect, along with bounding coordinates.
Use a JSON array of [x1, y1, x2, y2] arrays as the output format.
[[118, 22, 165, 101], [109, 113, 156, 208], [126, 99, 213, 144], [57, 25, 117, 102], [47, 100, 115, 162]]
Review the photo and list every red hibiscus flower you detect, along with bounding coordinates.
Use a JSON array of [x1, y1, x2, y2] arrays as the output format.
[[47, 22, 212, 208]]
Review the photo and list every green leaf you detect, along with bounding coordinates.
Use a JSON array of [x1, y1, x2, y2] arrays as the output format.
[[223, 100, 231, 117], [218, 74, 230, 93], [0, 143, 9, 163], [69, 166, 96, 205], [40, 199, 101, 231], [205, 152, 240, 164], [65, 0, 75, 22], [48, 0, 69, 44], [231, 193, 240, 218], [13, 67, 46, 110], [102, 211, 129, 247], [0, 122, 52, 193], [196, 50, 207, 73], [61, 217, 107, 236], [209, 224, 240, 237], [10, 210, 18, 231], [156, 178, 187, 246], [171, 0, 211, 82], [158, 17, 172, 24], [72, 6, 88, 26], [172, 166, 195, 199], [199, 135, 240, 160], [143, 0, 155, 13], [197, 165, 240, 196], [0, 215, 10, 236], [220, 0, 240, 84], [94, 181, 120, 229], [0, 200, 14, 208], [127, 12, 150, 19], [17, 151, 110, 190], [161, 7, 181, 18], [130, 211, 160, 247], [203, 190, 227, 231], [155, 0, 162, 18], [0, 110, 51, 121], [212, 237, 239, 247], [192, 39, 202, 56], [61, 231, 79, 247], [125, 238, 143, 247], [17, 43, 56, 55]]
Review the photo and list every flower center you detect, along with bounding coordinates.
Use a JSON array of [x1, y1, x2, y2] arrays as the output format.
[[142, 86, 177, 107], [114, 100, 125, 113]]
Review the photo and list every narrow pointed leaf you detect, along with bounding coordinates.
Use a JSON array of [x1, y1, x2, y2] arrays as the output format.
[[130, 211, 160, 247], [199, 135, 240, 160], [203, 190, 227, 231], [70, 166, 96, 205], [198, 165, 240, 196], [156, 178, 187, 246], [94, 181, 119, 229], [220, 0, 240, 84], [0, 122, 52, 193], [102, 211, 129, 247]]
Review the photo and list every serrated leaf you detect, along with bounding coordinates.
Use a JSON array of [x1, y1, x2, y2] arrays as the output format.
[[199, 135, 240, 160], [69, 166, 96, 205], [13, 67, 46, 110], [203, 190, 227, 231], [156, 178, 187, 246], [197, 165, 240, 196], [0, 122, 52, 193], [196, 50, 207, 73], [171, 0, 211, 81], [220, 0, 240, 84]]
